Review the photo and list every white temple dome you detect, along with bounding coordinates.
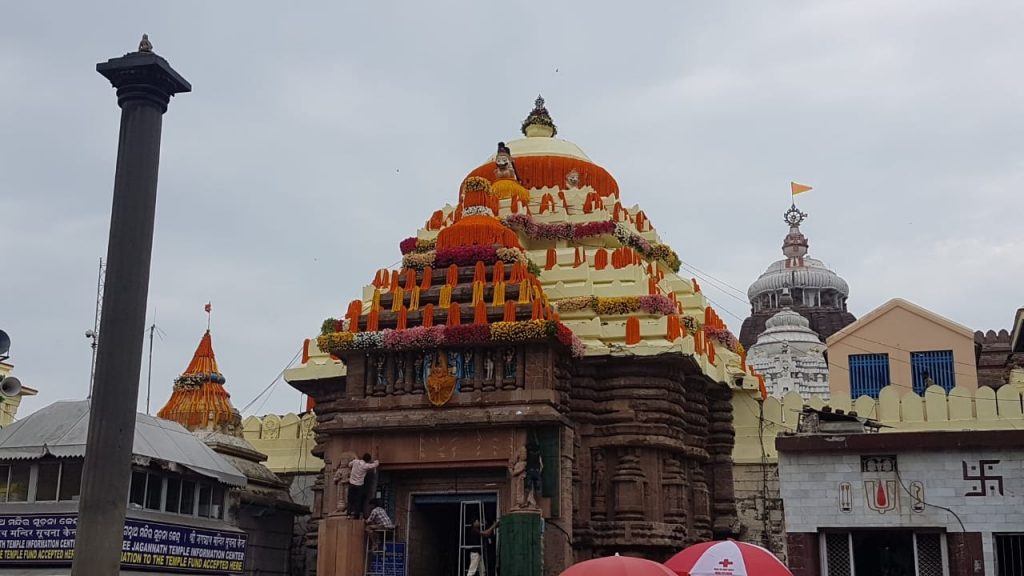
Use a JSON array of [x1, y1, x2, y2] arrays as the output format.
[[747, 258, 850, 301]]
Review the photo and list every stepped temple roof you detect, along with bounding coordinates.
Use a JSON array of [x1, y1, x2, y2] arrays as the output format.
[[303, 97, 764, 396], [158, 330, 239, 433], [739, 205, 855, 349]]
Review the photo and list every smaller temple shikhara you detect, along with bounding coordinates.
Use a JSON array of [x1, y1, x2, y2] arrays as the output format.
[[288, 97, 766, 575], [159, 330, 237, 431]]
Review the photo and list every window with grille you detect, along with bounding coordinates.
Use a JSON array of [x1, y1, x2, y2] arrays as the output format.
[[911, 351, 955, 394], [915, 533, 944, 576], [996, 534, 1024, 576], [849, 353, 891, 399], [824, 533, 852, 576]]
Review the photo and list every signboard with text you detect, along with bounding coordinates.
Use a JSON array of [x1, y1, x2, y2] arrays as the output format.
[[0, 513, 246, 574]]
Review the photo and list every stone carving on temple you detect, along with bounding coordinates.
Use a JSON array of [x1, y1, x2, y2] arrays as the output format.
[[565, 169, 580, 189], [483, 350, 495, 384], [612, 448, 646, 521], [510, 444, 528, 509], [591, 449, 607, 521], [662, 456, 687, 524], [494, 142, 518, 181], [426, 353, 456, 406], [330, 452, 357, 515]]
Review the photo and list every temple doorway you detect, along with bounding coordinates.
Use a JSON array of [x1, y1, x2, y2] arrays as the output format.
[[408, 493, 498, 576]]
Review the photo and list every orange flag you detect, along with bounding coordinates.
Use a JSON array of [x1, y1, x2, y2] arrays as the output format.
[[791, 182, 813, 196]]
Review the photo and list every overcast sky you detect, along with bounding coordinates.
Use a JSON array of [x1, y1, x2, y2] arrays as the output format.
[[3, 1, 1022, 419]]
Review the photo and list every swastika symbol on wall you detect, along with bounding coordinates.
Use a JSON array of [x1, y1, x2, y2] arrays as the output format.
[[962, 460, 1003, 497]]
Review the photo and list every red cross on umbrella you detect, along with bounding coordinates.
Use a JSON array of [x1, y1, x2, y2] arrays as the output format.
[[664, 540, 793, 576]]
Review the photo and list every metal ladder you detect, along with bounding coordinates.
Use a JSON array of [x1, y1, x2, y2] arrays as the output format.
[[364, 525, 399, 576], [458, 500, 487, 576]]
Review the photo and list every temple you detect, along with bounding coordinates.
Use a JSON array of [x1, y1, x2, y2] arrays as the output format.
[[159, 330, 307, 575], [740, 205, 855, 398], [286, 97, 764, 574]]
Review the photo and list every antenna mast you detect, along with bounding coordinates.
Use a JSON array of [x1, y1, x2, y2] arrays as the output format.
[[87, 258, 105, 398], [146, 324, 155, 414]]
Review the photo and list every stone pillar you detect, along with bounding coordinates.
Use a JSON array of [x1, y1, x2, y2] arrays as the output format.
[[72, 38, 189, 576], [707, 385, 739, 538], [690, 462, 712, 539], [661, 456, 687, 526], [785, 533, 820, 576], [317, 517, 365, 576], [590, 449, 607, 521], [611, 448, 645, 521]]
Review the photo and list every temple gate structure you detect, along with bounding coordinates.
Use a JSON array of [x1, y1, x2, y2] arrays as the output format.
[[286, 98, 764, 575]]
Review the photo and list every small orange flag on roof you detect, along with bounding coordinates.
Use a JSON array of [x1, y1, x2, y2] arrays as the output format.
[[791, 182, 813, 196]]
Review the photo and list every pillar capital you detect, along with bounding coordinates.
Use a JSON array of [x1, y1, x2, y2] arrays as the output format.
[[96, 42, 190, 112]]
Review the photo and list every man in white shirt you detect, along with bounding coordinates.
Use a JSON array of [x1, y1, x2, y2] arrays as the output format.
[[347, 452, 379, 519]]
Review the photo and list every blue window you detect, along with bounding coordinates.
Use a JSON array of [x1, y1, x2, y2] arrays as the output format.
[[849, 353, 890, 399], [911, 350, 955, 394]]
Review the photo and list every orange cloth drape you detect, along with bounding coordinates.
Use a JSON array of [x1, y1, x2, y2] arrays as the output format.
[[545, 248, 557, 270], [422, 304, 434, 327], [667, 315, 682, 342], [473, 301, 488, 325], [492, 261, 505, 284], [447, 265, 459, 287], [492, 282, 505, 306], [504, 300, 517, 322], [404, 269, 417, 291], [390, 287, 404, 311], [346, 300, 362, 333], [474, 261, 487, 283], [594, 249, 608, 270], [466, 155, 620, 198], [367, 310, 380, 332], [625, 317, 641, 345], [472, 281, 485, 305], [420, 266, 433, 291], [447, 303, 461, 326], [397, 306, 408, 330], [439, 285, 453, 308], [409, 287, 420, 311], [531, 299, 543, 320]]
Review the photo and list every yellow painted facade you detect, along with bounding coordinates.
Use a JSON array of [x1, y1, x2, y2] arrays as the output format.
[[732, 384, 1024, 465], [241, 412, 323, 474]]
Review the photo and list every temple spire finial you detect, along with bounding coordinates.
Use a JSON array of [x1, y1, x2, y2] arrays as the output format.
[[522, 94, 557, 137]]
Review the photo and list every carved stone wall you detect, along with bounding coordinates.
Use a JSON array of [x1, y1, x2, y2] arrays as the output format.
[[569, 355, 739, 562]]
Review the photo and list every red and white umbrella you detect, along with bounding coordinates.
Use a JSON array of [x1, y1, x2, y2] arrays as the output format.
[[560, 554, 678, 576], [664, 540, 792, 576]]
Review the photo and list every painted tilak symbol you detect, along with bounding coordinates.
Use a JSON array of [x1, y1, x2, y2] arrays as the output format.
[[909, 481, 925, 513], [963, 460, 1004, 497], [839, 482, 853, 513], [864, 479, 899, 514]]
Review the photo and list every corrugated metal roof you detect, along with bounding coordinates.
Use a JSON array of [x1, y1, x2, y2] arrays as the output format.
[[0, 400, 245, 487]]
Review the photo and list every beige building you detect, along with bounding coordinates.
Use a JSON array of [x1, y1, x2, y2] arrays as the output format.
[[0, 361, 38, 428], [827, 298, 978, 400]]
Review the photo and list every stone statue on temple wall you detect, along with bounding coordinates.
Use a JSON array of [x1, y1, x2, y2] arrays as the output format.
[[503, 348, 517, 380], [331, 452, 357, 514], [565, 169, 580, 189], [262, 416, 280, 440], [414, 353, 425, 385], [591, 449, 607, 520], [375, 355, 387, 387], [524, 440, 543, 508], [494, 142, 518, 181], [510, 445, 528, 509], [464, 349, 475, 379], [484, 350, 495, 381]]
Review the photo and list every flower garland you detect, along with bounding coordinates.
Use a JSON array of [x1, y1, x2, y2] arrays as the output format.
[[555, 294, 676, 316], [681, 315, 703, 334], [401, 245, 531, 271], [705, 326, 741, 354], [316, 319, 585, 358], [399, 237, 436, 255], [502, 214, 680, 272]]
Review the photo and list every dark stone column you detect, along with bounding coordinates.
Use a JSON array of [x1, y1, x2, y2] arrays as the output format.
[[947, 532, 985, 576], [72, 38, 189, 576], [785, 533, 820, 576]]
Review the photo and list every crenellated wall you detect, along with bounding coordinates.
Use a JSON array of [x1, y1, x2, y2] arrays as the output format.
[[241, 412, 323, 474], [731, 384, 1024, 561]]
